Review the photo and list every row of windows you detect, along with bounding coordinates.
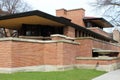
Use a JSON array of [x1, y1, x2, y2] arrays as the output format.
[[85, 21, 103, 29], [75, 29, 110, 42], [19, 25, 63, 37], [75, 29, 91, 37]]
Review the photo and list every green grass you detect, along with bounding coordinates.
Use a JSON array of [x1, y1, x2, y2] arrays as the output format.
[[0, 69, 106, 80]]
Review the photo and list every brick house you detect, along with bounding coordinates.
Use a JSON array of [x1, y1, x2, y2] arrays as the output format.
[[0, 8, 120, 73]]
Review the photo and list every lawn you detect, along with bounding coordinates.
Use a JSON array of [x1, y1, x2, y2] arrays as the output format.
[[0, 69, 106, 80]]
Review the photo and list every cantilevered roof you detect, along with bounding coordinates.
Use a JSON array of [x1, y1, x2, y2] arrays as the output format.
[[0, 10, 71, 29], [0, 10, 117, 42], [83, 17, 113, 28]]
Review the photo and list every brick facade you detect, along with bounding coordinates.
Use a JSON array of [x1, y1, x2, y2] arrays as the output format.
[[76, 37, 120, 57], [0, 8, 120, 73], [75, 37, 120, 71], [64, 26, 75, 37], [88, 27, 111, 38], [0, 37, 79, 70], [0, 36, 120, 72], [0, 41, 12, 68]]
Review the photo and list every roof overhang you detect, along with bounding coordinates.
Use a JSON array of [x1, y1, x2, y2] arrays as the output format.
[[0, 15, 65, 29], [0, 10, 117, 43], [83, 17, 113, 28], [0, 10, 71, 29]]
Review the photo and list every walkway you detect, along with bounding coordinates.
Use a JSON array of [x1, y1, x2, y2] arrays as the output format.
[[92, 69, 120, 80]]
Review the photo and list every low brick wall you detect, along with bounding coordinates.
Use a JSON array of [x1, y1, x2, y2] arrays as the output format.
[[75, 37, 120, 57], [0, 41, 12, 68], [75, 37, 120, 71], [0, 37, 79, 73], [92, 38, 120, 51], [88, 27, 111, 38], [0, 36, 120, 73], [76, 57, 120, 71]]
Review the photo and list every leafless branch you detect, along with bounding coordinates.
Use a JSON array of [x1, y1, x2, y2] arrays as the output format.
[[92, 0, 120, 26], [0, 0, 32, 14]]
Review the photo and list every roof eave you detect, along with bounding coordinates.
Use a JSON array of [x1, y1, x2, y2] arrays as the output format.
[[83, 18, 114, 27]]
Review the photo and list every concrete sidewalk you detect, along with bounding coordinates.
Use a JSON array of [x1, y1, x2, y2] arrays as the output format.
[[92, 69, 120, 80]]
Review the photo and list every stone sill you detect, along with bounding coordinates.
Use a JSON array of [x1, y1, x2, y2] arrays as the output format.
[[0, 37, 80, 45], [51, 34, 75, 40], [76, 57, 120, 60]]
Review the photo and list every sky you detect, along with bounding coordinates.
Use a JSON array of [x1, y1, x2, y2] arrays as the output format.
[[25, 0, 102, 17]]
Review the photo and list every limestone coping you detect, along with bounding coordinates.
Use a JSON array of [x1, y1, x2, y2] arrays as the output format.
[[51, 34, 75, 40], [76, 57, 120, 60], [93, 48, 120, 54], [0, 37, 79, 45], [51, 34, 66, 38]]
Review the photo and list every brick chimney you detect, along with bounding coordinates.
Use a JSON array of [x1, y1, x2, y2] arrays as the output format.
[[56, 8, 85, 27], [113, 28, 120, 43]]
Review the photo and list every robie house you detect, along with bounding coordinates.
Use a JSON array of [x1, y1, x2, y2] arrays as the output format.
[[0, 8, 120, 73]]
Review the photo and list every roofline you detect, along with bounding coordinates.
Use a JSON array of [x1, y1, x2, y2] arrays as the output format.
[[70, 23, 117, 42], [56, 8, 85, 12], [83, 17, 114, 27], [0, 10, 116, 42], [0, 10, 71, 26]]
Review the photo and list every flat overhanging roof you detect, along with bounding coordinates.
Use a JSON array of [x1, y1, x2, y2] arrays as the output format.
[[0, 10, 117, 43], [0, 10, 71, 29], [83, 17, 113, 28], [0, 15, 65, 29]]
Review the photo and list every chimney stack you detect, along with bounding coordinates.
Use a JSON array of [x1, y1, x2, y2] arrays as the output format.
[[113, 28, 120, 43], [56, 8, 85, 27]]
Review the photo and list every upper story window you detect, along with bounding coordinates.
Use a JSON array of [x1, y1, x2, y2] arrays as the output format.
[[85, 21, 103, 29], [86, 22, 92, 28]]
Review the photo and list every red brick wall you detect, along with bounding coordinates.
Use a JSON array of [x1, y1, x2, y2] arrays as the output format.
[[76, 58, 120, 65], [0, 38, 119, 69], [44, 42, 79, 65], [44, 43, 61, 65], [92, 39, 120, 51], [63, 43, 79, 65], [76, 38, 120, 57], [64, 26, 75, 37], [0, 41, 12, 68], [56, 8, 85, 27], [88, 27, 111, 38], [75, 38, 120, 67], [0, 40, 79, 68], [12, 41, 44, 67], [75, 39, 93, 57]]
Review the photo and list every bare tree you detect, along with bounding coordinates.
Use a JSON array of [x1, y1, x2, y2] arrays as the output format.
[[92, 0, 120, 26], [0, 0, 32, 14], [0, 0, 32, 37]]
